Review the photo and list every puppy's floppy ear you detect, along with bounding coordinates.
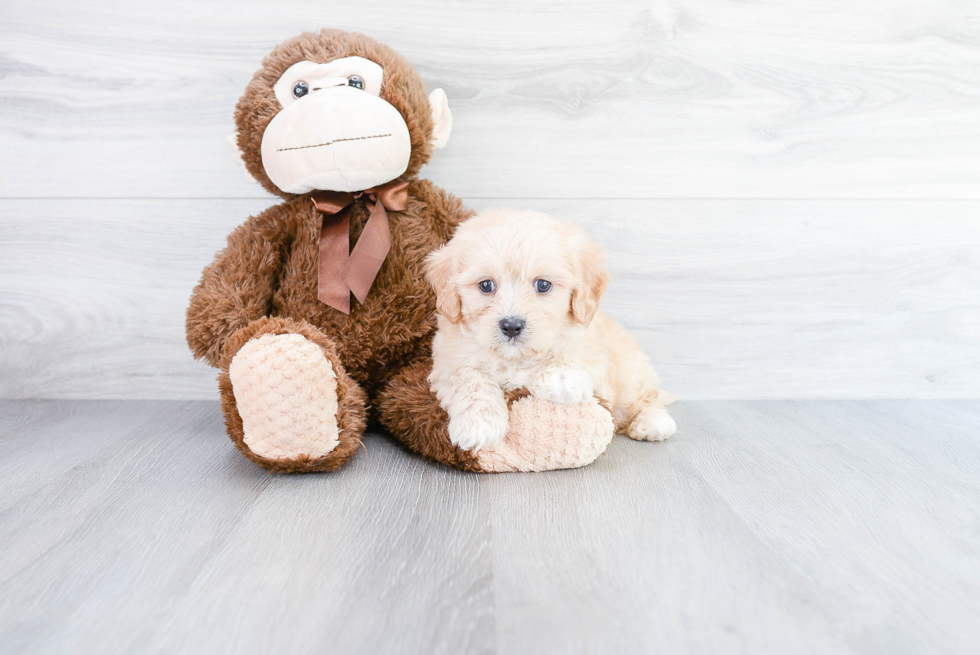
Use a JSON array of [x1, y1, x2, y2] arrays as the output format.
[[425, 244, 463, 324], [569, 234, 610, 327]]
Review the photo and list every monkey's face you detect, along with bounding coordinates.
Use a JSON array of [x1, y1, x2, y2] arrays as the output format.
[[261, 57, 414, 194], [236, 30, 453, 198]]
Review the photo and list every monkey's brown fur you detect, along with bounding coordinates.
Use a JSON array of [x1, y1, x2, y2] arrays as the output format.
[[188, 29, 617, 474], [376, 360, 483, 472], [187, 29, 478, 472]]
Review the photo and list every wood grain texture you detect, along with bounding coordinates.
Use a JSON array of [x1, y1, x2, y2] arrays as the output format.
[[1, 399, 978, 654], [1, 0, 979, 199], [0, 401, 493, 655], [488, 399, 980, 654], [2, 198, 978, 400]]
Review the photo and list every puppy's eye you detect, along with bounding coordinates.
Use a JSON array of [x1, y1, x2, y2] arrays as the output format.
[[347, 75, 365, 90], [292, 81, 309, 98], [478, 280, 495, 294], [535, 279, 552, 294]]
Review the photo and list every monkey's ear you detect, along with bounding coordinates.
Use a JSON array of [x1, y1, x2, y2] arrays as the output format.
[[226, 133, 259, 185], [569, 235, 610, 327], [425, 244, 463, 323], [428, 89, 453, 150]]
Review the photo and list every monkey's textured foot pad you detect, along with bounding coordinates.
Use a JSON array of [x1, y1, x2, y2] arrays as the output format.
[[476, 396, 615, 473], [229, 333, 340, 461]]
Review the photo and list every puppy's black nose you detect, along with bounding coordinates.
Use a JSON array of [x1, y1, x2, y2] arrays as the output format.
[[499, 317, 525, 339]]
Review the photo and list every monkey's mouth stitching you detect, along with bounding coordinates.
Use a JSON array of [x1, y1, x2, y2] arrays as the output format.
[[277, 133, 392, 152]]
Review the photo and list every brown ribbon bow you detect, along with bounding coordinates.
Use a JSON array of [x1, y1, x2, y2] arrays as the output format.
[[311, 179, 409, 314]]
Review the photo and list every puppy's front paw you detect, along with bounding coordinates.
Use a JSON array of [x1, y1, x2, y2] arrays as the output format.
[[529, 368, 594, 405], [448, 405, 509, 451], [628, 408, 676, 442]]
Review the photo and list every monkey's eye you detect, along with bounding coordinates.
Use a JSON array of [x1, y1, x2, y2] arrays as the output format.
[[292, 81, 309, 98], [535, 279, 552, 294], [478, 280, 495, 294], [347, 75, 365, 90]]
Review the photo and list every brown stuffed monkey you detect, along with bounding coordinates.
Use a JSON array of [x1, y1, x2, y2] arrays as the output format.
[[186, 29, 613, 474]]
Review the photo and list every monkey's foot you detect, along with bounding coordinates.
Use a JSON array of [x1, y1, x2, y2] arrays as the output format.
[[475, 396, 615, 473], [229, 333, 340, 461]]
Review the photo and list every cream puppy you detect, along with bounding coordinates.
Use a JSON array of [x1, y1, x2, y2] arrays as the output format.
[[425, 209, 676, 452]]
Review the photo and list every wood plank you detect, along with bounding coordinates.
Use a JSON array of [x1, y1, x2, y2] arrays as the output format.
[[2, 198, 978, 400], [678, 400, 980, 654], [2, 399, 979, 653], [0, 400, 181, 512], [486, 399, 980, 654], [0, 199, 260, 400], [0, 400, 493, 654], [1, 0, 979, 199], [486, 409, 857, 654], [540, 198, 980, 401]]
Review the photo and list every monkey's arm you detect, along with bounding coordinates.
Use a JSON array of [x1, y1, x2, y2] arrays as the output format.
[[186, 203, 295, 368], [378, 359, 616, 473]]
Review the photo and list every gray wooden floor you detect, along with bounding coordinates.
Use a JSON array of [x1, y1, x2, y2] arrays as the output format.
[[1, 400, 979, 655]]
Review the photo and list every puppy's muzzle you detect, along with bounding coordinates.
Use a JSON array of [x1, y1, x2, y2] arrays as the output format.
[[499, 316, 525, 340]]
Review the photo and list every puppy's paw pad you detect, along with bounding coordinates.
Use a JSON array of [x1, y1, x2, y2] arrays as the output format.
[[531, 368, 594, 405], [449, 409, 509, 452], [628, 410, 676, 442]]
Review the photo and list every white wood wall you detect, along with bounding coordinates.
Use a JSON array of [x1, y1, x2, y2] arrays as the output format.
[[1, 0, 979, 400]]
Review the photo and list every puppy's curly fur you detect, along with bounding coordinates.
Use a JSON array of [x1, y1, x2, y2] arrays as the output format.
[[426, 209, 677, 451]]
